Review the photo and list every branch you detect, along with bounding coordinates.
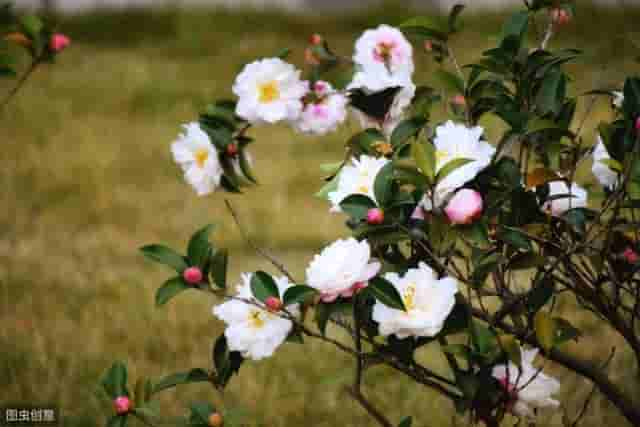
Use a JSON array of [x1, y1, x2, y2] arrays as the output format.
[[1, 59, 40, 113], [344, 386, 394, 427], [224, 199, 296, 283]]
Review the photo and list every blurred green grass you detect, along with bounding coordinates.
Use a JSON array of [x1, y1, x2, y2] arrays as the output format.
[[1, 2, 640, 426]]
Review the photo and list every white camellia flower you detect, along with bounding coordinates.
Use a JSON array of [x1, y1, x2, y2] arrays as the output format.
[[233, 58, 308, 124], [372, 262, 458, 339], [592, 135, 619, 190], [420, 121, 495, 210], [543, 180, 588, 216], [212, 273, 299, 361], [353, 24, 414, 77], [292, 81, 348, 135], [171, 122, 223, 196], [492, 347, 561, 418], [306, 238, 381, 302], [328, 155, 390, 212]]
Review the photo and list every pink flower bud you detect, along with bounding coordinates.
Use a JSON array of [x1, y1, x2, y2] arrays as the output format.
[[309, 34, 323, 45], [366, 208, 385, 225], [444, 189, 483, 225], [451, 95, 466, 106], [498, 377, 518, 411], [113, 396, 131, 415], [49, 33, 70, 53], [635, 117, 640, 132], [423, 40, 433, 52], [226, 143, 238, 157], [551, 8, 570, 25], [183, 267, 203, 285], [265, 296, 283, 312], [623, 247, 639, 264]]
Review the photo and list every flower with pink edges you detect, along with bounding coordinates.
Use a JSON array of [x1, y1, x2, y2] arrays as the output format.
[[353, 25, 414, 76], [306, 238, 380, 303], [292, 80, 347, 135], [49, 33, 70, 53], [444, 189, 483, 225], [113, 396, 131, 415]]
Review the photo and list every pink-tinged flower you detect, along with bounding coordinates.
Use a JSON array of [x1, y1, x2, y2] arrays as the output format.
[[353, 25, 413, 76], [444, 189, 483, 225], [183, 267, 203, 285], [292, 80, 347, 135], [366, 208, 384, 225], [411, 206, 426, 220], [49, 33, 70, 53], [113, 396, 131, 415], [623, 247, 639, 264]]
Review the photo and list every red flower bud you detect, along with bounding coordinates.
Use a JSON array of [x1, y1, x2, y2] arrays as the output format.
[[265, 296, 283, 312], [309, 34, 323, 45], [183, 267, 203, 285], [113, 396, 131, 415], [623, 247, 639, 264], [635, 117, 640, 132], [551, 8, 570, 25], [424, 40, 433, 52], [49, 33, 70, 53], [226, 143, 238, 157], [366, 208, 385, 225], [451, 94, 466, 106]]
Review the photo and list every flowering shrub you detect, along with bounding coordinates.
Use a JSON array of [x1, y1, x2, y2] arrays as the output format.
[[100, 1, 640, 426]]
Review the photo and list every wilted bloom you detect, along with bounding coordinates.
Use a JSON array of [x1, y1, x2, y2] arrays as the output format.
[[113, 396, 131, 415], [233, 58, 308, 124], [212, 273, 298, 360], [592, 135, 619, 190], [543, 181, 588, 216], [444, 189, 483, 225], [372, 262, 458, 339], [183, 266, 203, 284], [306, 238, 380, 302], [49, 33, 70, 53], [171, 123, 223, 196], [328, 155, 390, 212], [492, 347, 561, 417], [353, 25, 414, 76], [420, 121, 494, 211], [292, 81, 348, 135]]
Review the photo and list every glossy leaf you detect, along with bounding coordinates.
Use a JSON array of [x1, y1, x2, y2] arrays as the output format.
[[534, 311, 556, 352], [340, 194, 377, 221], [436, 158, 474, 183], [250, 271, 280, 302], [411, 140, 436, 181], [374, 162, 395, 207], [102, 361, 128, 399], [155, 277, 189, 307], [140, 244, 187, 273], [152, 369, 209, 395], [368, 277, 406, 311], [210, 249, 228, 289], [391, 117, 427, 148], [187, 224, 216, 268]]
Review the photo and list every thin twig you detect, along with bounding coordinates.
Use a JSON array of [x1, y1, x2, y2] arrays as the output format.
[[224, 199, 296, 283], [1, 59, 40, 113], [344, 386, 394, 427]]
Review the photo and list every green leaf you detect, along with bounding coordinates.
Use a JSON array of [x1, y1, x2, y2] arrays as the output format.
[[140, 245, 187, 273], [250, 271, 280, 302], [315, 303, 332, 336], [434, 69, 465, 94], [470, 321, 497, 356], [411, 141, 436, 181], [20, 14, 43, 40], [283, 285, 318, 306], [509, 252, 546, 270], [496, 227, 532, 251], [398, 416, 413, 427], [238, 149, 258, 184], [442, 344, 472, 361], [155, 277, 190, 307], [527, 278, 554, 313], [340, 194, 377, 221], [374, 162, 395, 207], [210, 249, 228, 289], [436, 158, 474, 183], [106, 416, 127, 427], [189, 402, 216, 426], [368, 277, 406, 311], [536, 68, 563, 115], [502, 10, 529, 41], [187, 224, 216, 268], [102, 361, 128, 399], [498, 334, 521, 367], [399, 16, 449, 41], [534, 311, 556, 352], [348, 128, 386, 154], [315, 173, 340, 200], [152, 369, 210, 394], [554, 317, 581, 345], [212, 335, 244, 389], [391, 117, 427, 148]]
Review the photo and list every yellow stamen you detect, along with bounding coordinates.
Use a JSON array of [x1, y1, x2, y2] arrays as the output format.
[[374, 142, 394, 156], [358, 185, 369, 194], [248, 310, 265, 329], [403, 283, 417, 311], [194, 149, 209, 168], [258, 81, 280, 103]]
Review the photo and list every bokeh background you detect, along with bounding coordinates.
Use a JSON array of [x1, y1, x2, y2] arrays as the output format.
[[2, 0, 640, 426]]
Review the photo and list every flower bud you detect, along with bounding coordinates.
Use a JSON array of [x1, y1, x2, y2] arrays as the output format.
[[366, 208, 385, 225], [265, 296, 283, 312], [113, 396, 131, 415], [49, 33, 70, 53], [309, 34, 323, 45], [551, 8, 570, 25], [183, 266, 203, 285], [226, 143, 238, 157], [451, 95, 466, 106], [623, 247, 639, 264], [208, 412, 224, 427], [423, 40, 433, 52], [444, 189, 483, 225], [635, 117, 640, 132]]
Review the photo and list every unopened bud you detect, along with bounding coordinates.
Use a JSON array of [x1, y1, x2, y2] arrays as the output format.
[[113, 396, 131, 415], [183, 267, 203, 285], [265, 296, 283, 312], [208, 412, 224, 427], [623, 247, 639, 264], [451, 94, 466, 106], [49, 33, 71, 53], [424, 40, 433, 52], [366, 208, 385, 225], [226, 143, 238, 157], [635, 117, 640, 132], [309, 34, 323, 45], [551, 8, 570, 25]]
